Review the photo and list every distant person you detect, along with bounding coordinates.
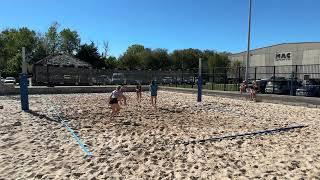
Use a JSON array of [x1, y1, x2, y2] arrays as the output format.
[[250, 80, 259, 101], [109, 86, 127, 119], [136, 83, 142, 103], [150, 80, 158, 108], [118, 85, 126, 105], [240, 81, 247, 96]]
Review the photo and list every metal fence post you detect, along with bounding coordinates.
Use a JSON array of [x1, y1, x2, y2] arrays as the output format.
[[181, 67, 184, 87], [224, 68, 227, 91], [254, 67, 257, 80], [295, 65, 298, 79], [175, 72, 178, 87], [211, 68, 214, 90], [290, 71, 294, 96], [238, 66, 241, 84], [197, 58, 202, 102], [191, 75, 194, 89], [46, 64, 49, 86], [273, 66, 276, 93]]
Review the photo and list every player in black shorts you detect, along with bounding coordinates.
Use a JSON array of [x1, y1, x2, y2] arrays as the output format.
[[109, 86, 126, 118]]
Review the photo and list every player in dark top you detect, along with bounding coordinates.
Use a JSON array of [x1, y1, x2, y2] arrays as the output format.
[[150, 80, 158, 108]]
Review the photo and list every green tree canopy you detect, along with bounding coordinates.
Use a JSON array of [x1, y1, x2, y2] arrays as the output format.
[[0, 23, 234, 77], [119, 44, 145, 70], [152, 48, 171, 70], [76, 42, 104, 67], [171, 48, 202, 70], [103, 56, 118, 69], [0, 27, 38, 76], [45, 22, 60, 55], [59, 28, 80, 54]]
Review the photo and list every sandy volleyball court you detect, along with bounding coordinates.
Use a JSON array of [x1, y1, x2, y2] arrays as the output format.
[[0, 91, 320, 179]]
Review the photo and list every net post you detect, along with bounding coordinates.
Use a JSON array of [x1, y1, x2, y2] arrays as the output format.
[[197, 58, 202, 102], [20, 47, 29, 111]]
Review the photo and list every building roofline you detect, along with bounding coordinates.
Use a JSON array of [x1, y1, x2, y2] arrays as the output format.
[[230, 42, 320, 56], [35, 54, 92, 67]]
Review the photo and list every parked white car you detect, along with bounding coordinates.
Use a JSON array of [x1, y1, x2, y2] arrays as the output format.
[[4, 77, 16, 85], [112, 73, 126, 84], [0, 77, 5, 83]]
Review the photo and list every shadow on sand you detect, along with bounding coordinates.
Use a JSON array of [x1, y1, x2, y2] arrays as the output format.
[[177, 125, 307, 145], [27, 110, 61, 123]]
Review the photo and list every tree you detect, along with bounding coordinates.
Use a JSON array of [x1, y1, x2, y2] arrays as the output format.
[[104, 56, 118, 69], [0, 35, 5, 76], [119, 53, 142, 70], [30, 33, 48, 64], [59, 28, 80, 54], [0, 27, 38, 76], [126, 44, 145, 55], [142, 48, 157, 70], [102, 41, 110, 58], [6, 53, 22, 75], [76, 42, 104, 68], [152, 48, 171, 70], [119, 44, 145, 70], [45, 22, 60, 55], [229, 60, 242, 82], [171, 48, 202, 70], [207, 53, 230, 69], [202, 50, 216, 74], [206, 53, 230, 83]]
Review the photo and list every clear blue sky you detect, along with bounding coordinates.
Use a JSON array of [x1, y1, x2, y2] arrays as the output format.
[[1, 0, 320, 57]]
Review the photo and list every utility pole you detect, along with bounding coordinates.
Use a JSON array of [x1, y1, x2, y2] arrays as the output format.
[[245, 0, 252, 83]]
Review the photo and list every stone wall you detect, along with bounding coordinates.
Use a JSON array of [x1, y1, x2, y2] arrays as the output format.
[[0, 84, 18, 95]]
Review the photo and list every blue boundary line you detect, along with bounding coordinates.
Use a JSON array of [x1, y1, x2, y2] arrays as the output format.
[[53, 107, 93, 158]]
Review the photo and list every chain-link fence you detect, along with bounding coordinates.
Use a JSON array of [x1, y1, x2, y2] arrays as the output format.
[[32, 64, 320, 97]]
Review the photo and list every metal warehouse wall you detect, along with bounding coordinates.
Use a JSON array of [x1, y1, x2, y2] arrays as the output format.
[[229, 43, 320, 79], [229, 42, 320, 66]]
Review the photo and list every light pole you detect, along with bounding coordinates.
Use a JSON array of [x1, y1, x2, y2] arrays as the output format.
[[245, 0, 252, 83]]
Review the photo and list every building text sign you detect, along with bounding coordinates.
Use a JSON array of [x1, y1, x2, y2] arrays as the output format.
[[275, 52, 292, 61]]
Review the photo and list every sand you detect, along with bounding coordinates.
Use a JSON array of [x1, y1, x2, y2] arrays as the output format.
[[0, 91, 320, 179]]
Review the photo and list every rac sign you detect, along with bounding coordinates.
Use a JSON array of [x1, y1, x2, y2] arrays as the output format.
[[275, 52, 291, 61]]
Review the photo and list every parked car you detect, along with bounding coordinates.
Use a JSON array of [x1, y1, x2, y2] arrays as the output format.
[[265, 80, 289, 94], [126, 79, 140, 85], [255, 79, 268, 93], [4, 77, 16, 85], [287, 79, 302, 95], [176, 77, 184, 84], [265, 78, 301, 95], [185, 77, 195, 84], [195, 77, 206, 85], [95, 75, 112, 85], [111, 73, 126, 85], [162, 77, 174, 84], [296, 80, 320, 97]]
